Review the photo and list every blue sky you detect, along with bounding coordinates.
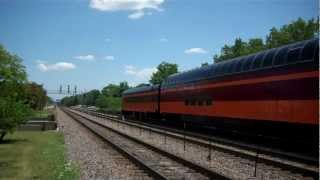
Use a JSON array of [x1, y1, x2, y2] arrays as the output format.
[[0, 0, 317, 99]]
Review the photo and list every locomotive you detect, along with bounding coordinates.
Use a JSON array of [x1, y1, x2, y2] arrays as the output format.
[[122, 38, 319, 147]]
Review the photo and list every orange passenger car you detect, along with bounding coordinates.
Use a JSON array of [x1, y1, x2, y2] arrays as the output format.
[[122, 38, 319, 147]]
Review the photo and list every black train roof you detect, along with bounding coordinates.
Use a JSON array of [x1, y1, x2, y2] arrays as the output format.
[[123, 38, 318, 95], [163, 38, 318, 87], [123, 84, 159, 95]]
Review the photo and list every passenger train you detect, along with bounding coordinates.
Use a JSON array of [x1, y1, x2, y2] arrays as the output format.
[[122, 38, 319, 148]]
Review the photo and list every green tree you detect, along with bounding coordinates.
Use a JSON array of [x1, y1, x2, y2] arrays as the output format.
[[247, 38, 265, 53], [201, 62, 209, 67], [150, 61, 178, 84], [95, 94, 109, 108], [266, 18, 319, 48], [214, 18, 319, 63], [0, 44, 31, 141], [119, 81, 129, 96], [24, 82, 48, 110], [84, 90, 100, 106], [102, 84, 121, 97], [135, 83, 150, 87]]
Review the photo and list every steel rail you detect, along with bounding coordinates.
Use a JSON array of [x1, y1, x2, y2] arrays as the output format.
[[63, 107, 230, 180], [76, 108, 319, 179]]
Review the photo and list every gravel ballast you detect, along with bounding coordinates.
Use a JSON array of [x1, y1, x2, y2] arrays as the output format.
[[56, 107, 152, 180], [69, 109, 313, 180]]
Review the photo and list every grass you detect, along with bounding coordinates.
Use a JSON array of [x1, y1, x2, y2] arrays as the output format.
[[0, 131, 79, 180]]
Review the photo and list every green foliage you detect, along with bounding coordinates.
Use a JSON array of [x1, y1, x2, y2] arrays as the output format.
[[214, 18, 319, 63], [102, 84, 121, 97], [83, 89, 100, 105], [102, 81, 129, 97], [149, 61, 178, 84], [0, 44, 36, 141], [61, 82, 128, 113], [201, 62, 209, 67], [0, 45, 27, 83], [0, 97, 32, 137], [95, 94, 109, 108], [103, 96, 121, 113], [135, 83, 150, 87], [24, 82, 48, 110]]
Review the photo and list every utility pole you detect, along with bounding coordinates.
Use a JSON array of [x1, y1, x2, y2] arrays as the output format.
[[74, 85, 77, 95], [59, 85, 62, 94], [67, 85, 70, 94]]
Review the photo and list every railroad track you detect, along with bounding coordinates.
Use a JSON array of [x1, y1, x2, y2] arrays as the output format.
[[62, 107, 228, 180], [82, 109, 317, 165], [70, 107, 319, 179]]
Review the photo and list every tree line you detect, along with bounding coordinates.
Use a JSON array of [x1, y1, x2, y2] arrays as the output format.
[[61, 17, 318, 112], [0, 45, 50, 141], [213, 18, 318, 63]]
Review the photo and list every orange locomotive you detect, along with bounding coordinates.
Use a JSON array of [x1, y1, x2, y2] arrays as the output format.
[[122, 38, 319, 145]]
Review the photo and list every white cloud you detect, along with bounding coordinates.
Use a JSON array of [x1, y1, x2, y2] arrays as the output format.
[[160, 37, 168, 42], [124, 65, 157, 80], [184, 48, 208, 54], [89, 0, 165, 19], [128, 11, 144, 19], [90, 0, 164, 11], [104, 55, 115, 61], [37, 62, 76, 72], [74, 54, 95, 61]]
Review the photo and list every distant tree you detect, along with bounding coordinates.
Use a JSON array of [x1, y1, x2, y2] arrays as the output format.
[[84, 90, 100, 106], [95, 94, 109, 108], [150, 61, 178, 84], [24, 82, 48, 110], [135, 83, 150, 87], [47, 96, 54, 105], [214, 18, 319, 63], [266, 18, 319, 48], [102, 84, 121, 97], [201, 62, 209, 67], [119, 81, 129, 95]]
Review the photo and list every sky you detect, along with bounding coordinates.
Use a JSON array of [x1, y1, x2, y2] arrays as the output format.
[[0, 0, 318, 99]]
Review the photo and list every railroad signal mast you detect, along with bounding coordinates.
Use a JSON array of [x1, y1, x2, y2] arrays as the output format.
[[74, 86, 77, 95], [67, 85, 70, 94]]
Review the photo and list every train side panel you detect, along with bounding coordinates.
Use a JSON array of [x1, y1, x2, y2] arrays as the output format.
[[160, 69, 318, 125]]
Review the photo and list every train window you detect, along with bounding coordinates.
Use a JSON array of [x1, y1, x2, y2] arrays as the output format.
[[251, 52, 265, 70], [198, 100, 203, 106], [234, 58, 243, 73], [273, 46, 289, 65], [301, 40, 316, 61], [190, 99, 196, 106], [262, 49, 276, 67], [206, 99, 212, 106], [315, 41, 319, 62], [242, 55, 255, 71], [220, 63, 229, 75], [185, 99, 189, 106], [287, 44, 304, 64], [287, 48, 301, 63], [213, 64, 222, 76], [227, 61, 237, 74], [208, 65, 215, 77]]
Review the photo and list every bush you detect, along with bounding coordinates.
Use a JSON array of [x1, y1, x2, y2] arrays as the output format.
[[96, 96, 121, 114], [0, 97, 32, 141]]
